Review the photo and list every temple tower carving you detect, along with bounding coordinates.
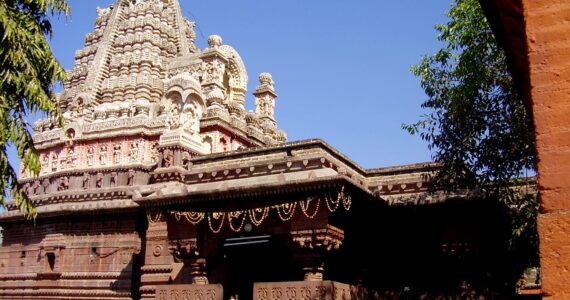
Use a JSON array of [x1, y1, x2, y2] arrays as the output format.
[[27, 0, 286, 182]]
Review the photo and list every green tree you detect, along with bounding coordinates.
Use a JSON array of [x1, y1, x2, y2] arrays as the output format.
[[0, 0, 69, 218], [404, 0, 538, 289]]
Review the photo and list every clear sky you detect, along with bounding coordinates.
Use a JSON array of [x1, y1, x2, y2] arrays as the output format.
[[40, 0, 453, 169]]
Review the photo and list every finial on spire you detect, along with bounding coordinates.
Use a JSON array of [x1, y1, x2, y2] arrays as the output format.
[[259, 72, 274, 87], [208, 35, 223, 49]]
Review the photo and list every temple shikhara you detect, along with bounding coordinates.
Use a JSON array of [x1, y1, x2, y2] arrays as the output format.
[[0, 1, 539, 299]]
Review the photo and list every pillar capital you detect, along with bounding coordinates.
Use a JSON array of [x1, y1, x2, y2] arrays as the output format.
[[292, 225, 344, 281]]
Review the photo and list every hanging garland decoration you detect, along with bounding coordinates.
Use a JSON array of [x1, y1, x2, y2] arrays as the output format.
[[228, 211, 247, 232], [183, 211, 205, 225], [147, 207, 162, 224], [276, 202, 297, 222], [249, 207, 269, 226], [300, 196, 320, 219], [208, 212, 225, 234], [169, 186, 352, 233], [325, 192, 340, 212], [342, 191, 352, 211]]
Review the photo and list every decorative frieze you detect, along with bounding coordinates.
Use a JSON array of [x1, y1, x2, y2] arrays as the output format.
[[254, 281, 358, 300], [155, 284, 223, 300]]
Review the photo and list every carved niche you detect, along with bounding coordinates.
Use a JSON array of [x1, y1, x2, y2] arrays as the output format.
[[129, 142, 139, 162], [127, 169, 135, 186], [86, 147, 94, 166], [82, 173, 90, 189], [96, 173, 104, 188], [99, 145, 108, 165], [110, 172, 118, 187], [113, 144, 121, 164], [162, 149, 174, 168], [57, 177, 70, 191]]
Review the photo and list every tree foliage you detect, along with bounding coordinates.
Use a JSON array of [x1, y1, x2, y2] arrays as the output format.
[[404, 0, 538, 288], [0, 0, 69, 218]]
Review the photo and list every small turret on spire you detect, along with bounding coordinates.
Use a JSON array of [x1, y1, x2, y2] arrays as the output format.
[[254, 72, 277, 128]]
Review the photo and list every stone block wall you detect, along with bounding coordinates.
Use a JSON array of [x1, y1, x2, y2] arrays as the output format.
[[522, 0, 570, 298], [0, 213, 140, 299]]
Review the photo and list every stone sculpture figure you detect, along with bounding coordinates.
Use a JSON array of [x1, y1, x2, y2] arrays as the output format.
[[182, 106, 199, 134], [181, 152, 192, 170], [96, 6, 110, 17], [113, 144, 121, 164], [58, 177, 69, 191], [82, 173, 90, 190], [167, 103, 181, 129], [41, 154, 49, 173], [96, 173, 104, 188], [127, 169, 135, 186], [50, 153, 58, 171], [129, 142, 139, 162], [86, 147, 94, 166], [42, 178, 50, 193], [151, 142, 159, 163], [110, 172, 118, 187], [100, 145, 108, 165], [25, 183, 34, 196], [32, 181, 40, 195], [203, 62, 216, 83], [65, 146, 75, 169], [163, 149, 174, 168]]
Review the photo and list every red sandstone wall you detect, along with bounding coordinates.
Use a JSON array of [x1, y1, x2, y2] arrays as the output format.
[[523, 0, 570, 298], [0, 215, 140, 299]]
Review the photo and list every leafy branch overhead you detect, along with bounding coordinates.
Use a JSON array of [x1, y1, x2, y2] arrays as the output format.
[[404, 0, 538, 289], [404, 0, 535, 193], [0, 0, 69, 218]]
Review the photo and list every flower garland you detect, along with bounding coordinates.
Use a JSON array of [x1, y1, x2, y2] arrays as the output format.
[[208, 212, 225, 234], [249, 207, 269, 226], [166, 186, 352, 233], [184, 211, 205, 225], [228, 211, 247, 232], [275, 202, 297, 222], [300, 197, 320, 219], [147, 207, 162, 224]]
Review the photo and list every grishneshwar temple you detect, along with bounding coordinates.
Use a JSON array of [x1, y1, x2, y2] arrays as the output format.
[[0, 0, 541, 299]]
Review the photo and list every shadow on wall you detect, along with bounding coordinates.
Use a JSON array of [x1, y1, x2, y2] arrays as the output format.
[[110, 255, 141, 299]]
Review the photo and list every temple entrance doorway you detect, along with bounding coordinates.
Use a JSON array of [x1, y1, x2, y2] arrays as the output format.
[[209, 234, 300, 300]]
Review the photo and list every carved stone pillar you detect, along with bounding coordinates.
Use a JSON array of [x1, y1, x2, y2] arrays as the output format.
[[297, 252, 325, 281], [191, 258, 208, 284], [140, 209, 172, 300], [166, 213, 210, 285], [168, 238, 210, 284], [291, 225, 344, 281]]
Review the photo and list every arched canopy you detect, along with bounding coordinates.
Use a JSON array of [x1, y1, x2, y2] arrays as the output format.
[[220, 45, 248, 92]]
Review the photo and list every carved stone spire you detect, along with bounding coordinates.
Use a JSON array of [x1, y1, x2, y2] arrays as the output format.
[[61, 0, 199, 118], [27, 0, 289, 184]]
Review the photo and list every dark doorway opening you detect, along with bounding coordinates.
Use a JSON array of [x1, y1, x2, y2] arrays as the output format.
[[210, 234, 300, 300], [46, 253, 56, 271]]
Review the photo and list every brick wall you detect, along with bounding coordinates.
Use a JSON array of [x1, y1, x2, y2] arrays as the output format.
[[523, 0, 570, 298]]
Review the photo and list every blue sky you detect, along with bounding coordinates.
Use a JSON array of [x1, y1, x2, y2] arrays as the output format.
[[40, 0, 452, 169]]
